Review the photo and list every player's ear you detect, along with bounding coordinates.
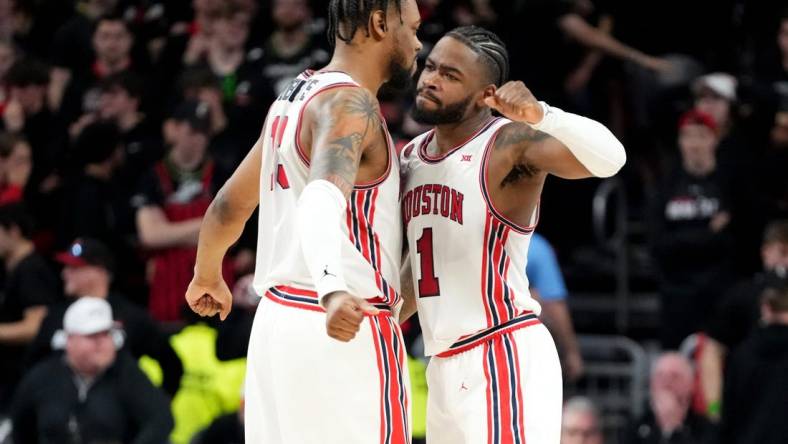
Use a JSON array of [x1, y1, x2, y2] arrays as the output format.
[[477, 84, 497, 107], [369, 9, 388, 40]]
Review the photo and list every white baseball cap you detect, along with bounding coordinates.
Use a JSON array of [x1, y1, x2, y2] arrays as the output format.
[[52, 297, 123, 349], [692, 73, 737, 101]]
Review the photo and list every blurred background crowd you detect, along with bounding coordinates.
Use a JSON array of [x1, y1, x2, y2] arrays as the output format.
[[0, 0, 786, 443]]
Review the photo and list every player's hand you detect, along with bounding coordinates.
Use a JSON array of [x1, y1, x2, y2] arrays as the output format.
[[483, 81, 544, 125], [324, 292, 380, 342], [185, 275, 233, 320]]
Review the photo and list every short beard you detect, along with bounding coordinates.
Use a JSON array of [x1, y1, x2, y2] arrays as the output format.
[[383, 55, 414, 93], [411, 95, 471, 125]]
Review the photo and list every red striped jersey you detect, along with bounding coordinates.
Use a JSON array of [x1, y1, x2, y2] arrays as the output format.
[[253, 71, 403, 308], [400, 117, 542, 356]]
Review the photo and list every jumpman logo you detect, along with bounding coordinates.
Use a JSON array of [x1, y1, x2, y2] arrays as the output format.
[[460, 382, 469, 391], [322, 266, 336, 279]]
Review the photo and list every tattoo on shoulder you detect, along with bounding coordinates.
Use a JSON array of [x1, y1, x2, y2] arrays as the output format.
[[311, 88, 382, 196], [495, 123, 548, 184], [495, 122, 551, 150]]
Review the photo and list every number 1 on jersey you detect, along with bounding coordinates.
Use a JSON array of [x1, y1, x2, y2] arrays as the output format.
[[416, 228, 441, 297]]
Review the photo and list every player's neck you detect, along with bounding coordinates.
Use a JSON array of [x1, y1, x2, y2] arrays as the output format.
[[324, 48, 386, 94], [433, 110, 493, 153]]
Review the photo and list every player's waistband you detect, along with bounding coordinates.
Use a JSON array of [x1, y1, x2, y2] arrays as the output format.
[[264, 285, 392, 315], [436, 312, 541, 358]]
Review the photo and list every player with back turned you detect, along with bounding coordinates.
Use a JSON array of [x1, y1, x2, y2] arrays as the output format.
[[184, 1, 422, 442]]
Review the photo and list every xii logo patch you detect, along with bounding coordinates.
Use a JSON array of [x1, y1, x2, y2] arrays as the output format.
[[461, 154, 472, 162]]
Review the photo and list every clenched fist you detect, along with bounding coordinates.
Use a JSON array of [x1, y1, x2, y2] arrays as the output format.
[[483, 81, 544, 125], [324, 292, 380, 342], [185, 275, 233, 320]]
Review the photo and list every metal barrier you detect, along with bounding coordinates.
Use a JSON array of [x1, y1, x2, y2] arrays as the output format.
[[570, 334, 649, 443], [592, 178, 630, 333]]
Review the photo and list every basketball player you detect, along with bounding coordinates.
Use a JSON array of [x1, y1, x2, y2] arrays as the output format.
[[184, 1, 422, 442], [399, 27, 626, 443]]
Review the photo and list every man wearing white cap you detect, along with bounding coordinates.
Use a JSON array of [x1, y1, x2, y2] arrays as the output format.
[[693, 72, 764, 274], [28, 237, 183, 397], [10, 297, 173, 444], [692, 73, 738, 137]]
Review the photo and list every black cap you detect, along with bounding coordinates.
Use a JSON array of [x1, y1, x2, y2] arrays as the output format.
[[171, 100, 212, 135], [55, 238, 115, 272]]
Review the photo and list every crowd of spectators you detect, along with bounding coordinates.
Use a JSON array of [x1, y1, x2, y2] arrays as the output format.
[[0, 0, 785, 443]]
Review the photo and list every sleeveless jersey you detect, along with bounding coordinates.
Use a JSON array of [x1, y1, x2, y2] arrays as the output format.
[[253, 71, 403, 308], [400, 117, 542, 355]]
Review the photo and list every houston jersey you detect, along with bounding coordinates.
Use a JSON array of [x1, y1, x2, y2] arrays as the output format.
[[253, 71, 402, 307], [401, 117, 542, 355]]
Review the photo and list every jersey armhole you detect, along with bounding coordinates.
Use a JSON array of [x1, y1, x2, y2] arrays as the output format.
[[479, 126, 540, 234]]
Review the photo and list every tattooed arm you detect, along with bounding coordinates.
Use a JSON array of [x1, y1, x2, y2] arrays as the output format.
[[298, 86, 384, 341], [186, 138, 262, 320], [305, 86, 383, 196], [487, 81, 625, 179], [494, 122, 593, 180]]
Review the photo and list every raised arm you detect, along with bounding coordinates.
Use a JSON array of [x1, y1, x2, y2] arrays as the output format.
[[296, 86, 384, 341], [486, 81, 626, 179], [186, 139, 262, 320]]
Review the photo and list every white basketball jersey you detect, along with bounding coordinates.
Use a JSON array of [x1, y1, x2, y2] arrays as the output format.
[[253, 70, 402, 307], [401, 117, 542, 355]]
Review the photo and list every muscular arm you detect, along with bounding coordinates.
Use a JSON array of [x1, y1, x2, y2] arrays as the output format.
[[306, 87, 382, 196], [297, 87, 383, 302], [495, 123, 591, 179], [487, 82, 626, 180], [192, 140, 262, 282]]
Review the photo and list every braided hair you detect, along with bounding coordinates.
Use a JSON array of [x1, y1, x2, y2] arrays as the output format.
[[327, 0, 403, 48], [446, 26, 509, 86]]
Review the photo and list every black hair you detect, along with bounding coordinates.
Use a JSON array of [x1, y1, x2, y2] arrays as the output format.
[[73, 121, 122, 166], [6, 58, 50, 87], [446, 25, 509, 86], [178, 68, 221, 95], [764, 220, 788, 246], [327, 0, 402, 47], [0, 203, 35, 239], [762, 284, 788, 313], [100, 71, 144, 99], [0, 133, 28, 158], [95, 12, 131, 33]]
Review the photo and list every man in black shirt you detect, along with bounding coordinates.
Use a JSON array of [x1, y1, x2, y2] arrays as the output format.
[[2, 59, 67, 202], [56, 121, 123, 250], [698, 220, 788, 419], [0, 203, 59, 411], [59, 13, 140, 126], [649, 109, 736, 348], [132, 100, 231, 322], [720, 284, 788, 444], [11, 297, 173, 444], [28, 238, 184, 397], [260, 0, 330, 95]]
